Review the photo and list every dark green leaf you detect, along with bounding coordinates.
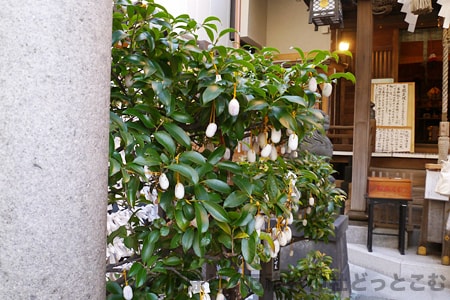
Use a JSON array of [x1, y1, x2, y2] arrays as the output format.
[[123, 107, 155, 129], [203, 16, 221, 23], [226, 274, 241, 288], [193, 230, 205, 257], [135, 266, 147, 288], [231, 175, 253, 195], [126, 176, 140, 207], [202, 200, 230, 223], [203, 179, 231, 194], [109, 157, 121, 176], [270, 106, 299, 132], [153, 131, 176, 157], [207, 146, 225, 165], [175, 209, 189, 231], [216, 161, 241, 173], [218, 267, 239, 277], [241, 235, 256, 264], [179, 151, 206, 165], [132, 155, 161, 167], [128, 262, 143, 277], [110, 111, 127, 132], [218, 28, 237, 39], [141, 230, 160, 265], [194, 184, 210, 201], [163, 122, 191, 149], [112, 30, 128, 45], [224, 191, 248, 208], [124, 53, 148, 66], [218, 233, 232, 249], [279, 95, 307, 106], [106, 281, 122, 295], [170, 111, 195, 123], [246, 99, 269, 111], [194, 202, 209, 233], [202, 85, 224, 104], [232, 204, 256, 227], [182, 227, 195, 252], [215, 221, 232, 235], [163, 256, 182, 266], [136, 31, 155, 52], [167, 163, 199, 184], [329, 71, 356, 83]]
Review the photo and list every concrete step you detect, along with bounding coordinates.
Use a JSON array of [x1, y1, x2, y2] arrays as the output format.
[[348, 243, 450, 289], [346, 224, 408, 249]]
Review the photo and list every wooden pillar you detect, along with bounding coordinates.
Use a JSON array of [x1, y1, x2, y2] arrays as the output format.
[[350, 0, 373, 212]]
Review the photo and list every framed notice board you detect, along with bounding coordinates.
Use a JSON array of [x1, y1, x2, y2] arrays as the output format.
[[371, 82, 415, 153]]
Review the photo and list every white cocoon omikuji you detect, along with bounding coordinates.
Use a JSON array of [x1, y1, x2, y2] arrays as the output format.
[[287, 212, 294, 225], [284, 226, 292, 243], [288, 133, 299, 150], [322, 82, 333, 97], [175, 182, 185, 199], [308, 77, 318, 92], [247, 149, 256, 162], [228, 98, 240, 116], [124, 74, 134, 88], [224, 147, 231, 160], [254, 214, 265, 230], [280, 145, 286, 154], [278, 231, 288, 246], [123, 286, 133, 300], [252, 140, 260, 154], [271, 127, 282, 143], [270, 239, 280, 258], [270, 145, 278, 161], [216, 291, 226, 300], [159, 173, 169, 190], [271, 227, 279, 240], [260, 144, 272, 158], [205, 122, 217, 138], [309, 197, 315, 206], [258, 132, 268, 148], [302, 219, 308, 226]]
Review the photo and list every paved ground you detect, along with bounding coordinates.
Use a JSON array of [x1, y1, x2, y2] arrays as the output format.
[[349, 263, 450, 300]]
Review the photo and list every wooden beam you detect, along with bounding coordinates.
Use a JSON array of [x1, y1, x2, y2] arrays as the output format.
[[351, 0, 373, 212]]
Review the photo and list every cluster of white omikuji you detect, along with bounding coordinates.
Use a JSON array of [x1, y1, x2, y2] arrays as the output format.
[[121, 78, 327, 298], [159, 77, 331, 189]]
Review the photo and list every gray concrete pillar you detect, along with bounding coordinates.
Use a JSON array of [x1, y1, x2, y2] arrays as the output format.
[[0, 2, 111, 299]]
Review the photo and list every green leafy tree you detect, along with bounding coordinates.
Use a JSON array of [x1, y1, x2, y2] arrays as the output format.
[[107, 0, 355, 299], [274, 251, 340, 300]]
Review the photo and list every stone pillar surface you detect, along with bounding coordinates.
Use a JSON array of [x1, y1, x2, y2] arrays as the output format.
[[0, 1, 112, 299]]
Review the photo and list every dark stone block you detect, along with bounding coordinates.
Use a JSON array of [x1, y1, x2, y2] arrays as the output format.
[[261, 215, 351, 299]]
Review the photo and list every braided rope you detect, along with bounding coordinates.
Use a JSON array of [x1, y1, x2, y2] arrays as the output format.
[[440, 29, 449, 162], [443, 28, 448, 122]]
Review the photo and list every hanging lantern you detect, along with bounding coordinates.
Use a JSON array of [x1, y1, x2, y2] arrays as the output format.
[[309, 0, 343, 31]]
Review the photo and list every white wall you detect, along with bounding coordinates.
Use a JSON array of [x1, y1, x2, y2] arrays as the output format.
[[155, 0, 232, 46], [240, 0, 267, 47], [266, 0, 331, 52], [154, 0, 331, 52]]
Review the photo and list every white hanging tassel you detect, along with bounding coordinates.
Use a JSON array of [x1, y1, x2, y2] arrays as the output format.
[[411, 0, 432, 14], [438, 0, 450, 29], [398, 0, 419, 32]]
